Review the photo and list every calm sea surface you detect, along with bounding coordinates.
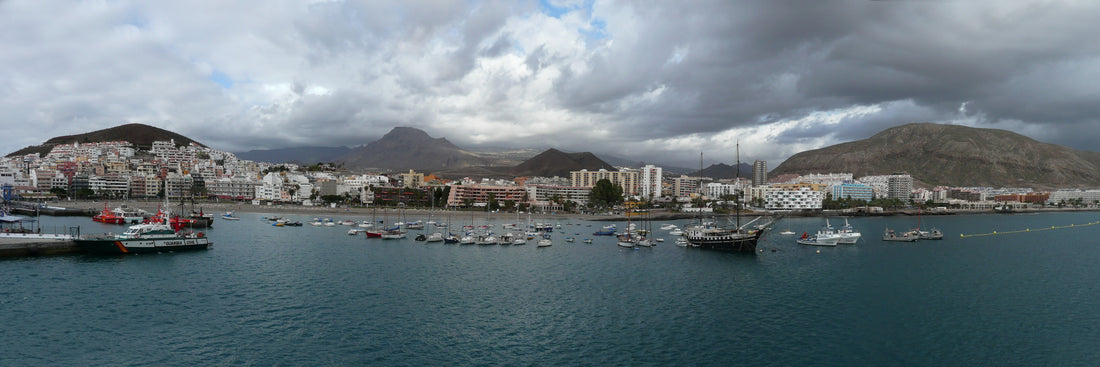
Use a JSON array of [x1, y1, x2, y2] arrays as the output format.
[[3, 211, 1100, 366]]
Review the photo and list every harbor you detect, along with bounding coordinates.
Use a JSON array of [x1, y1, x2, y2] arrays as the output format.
[[3, 210, 1100, 365]]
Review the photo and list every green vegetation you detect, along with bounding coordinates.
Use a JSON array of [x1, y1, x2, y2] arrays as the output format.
[[587, 179, 623, 210]]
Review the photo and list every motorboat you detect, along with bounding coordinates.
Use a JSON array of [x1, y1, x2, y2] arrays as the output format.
[[796, 232, 840, 246]]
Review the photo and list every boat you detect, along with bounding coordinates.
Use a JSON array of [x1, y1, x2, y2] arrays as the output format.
[[536, 236, 552, 247], [796, 231, 839, 246], [565, 237, 575, 243], [348, 229, 361, 235], [221, 212, 241, 221], [114, 205, 148, 224], [414, 233, 427, 241], [920, 228, 944, 240], [684, 143, 770, 252], [75, 209, 211, 254], [381, 228, 406, 239], [92, 203, 125, 224], [882, 227, 919, 242], [837, 218, 861, 244], [593, 228, 616, 236], [777, 214, 795, 235], [475, 233, 498, 245], [426, 232, 444, 242], [582, 238, 593, 244], [675, 238, 688, 247], [443, 233, 459, 244], [668, 229, 683, 236]]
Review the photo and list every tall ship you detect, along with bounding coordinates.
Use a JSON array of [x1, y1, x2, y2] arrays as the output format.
[[683, 143, 770, 252], [684, 221, 766, 252], [75, 209, 211, 254]]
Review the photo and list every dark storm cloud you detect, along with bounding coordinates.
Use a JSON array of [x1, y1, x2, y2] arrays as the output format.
[[4, 0, 1100, 168]]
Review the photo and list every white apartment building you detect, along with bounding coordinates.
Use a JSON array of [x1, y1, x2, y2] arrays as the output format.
[[639, 165, 662, 199], [765, 186, 825, 210], [705, 181, 747, 200], [526, 185, 591, 206]]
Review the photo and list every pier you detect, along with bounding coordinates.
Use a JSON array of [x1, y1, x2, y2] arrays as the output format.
[[0, 233, 81, 257]]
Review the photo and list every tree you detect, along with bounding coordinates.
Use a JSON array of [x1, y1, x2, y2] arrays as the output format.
[[50, 187, 68, 199], [487, 193, 500, 211], [588, 179, 624, 210]]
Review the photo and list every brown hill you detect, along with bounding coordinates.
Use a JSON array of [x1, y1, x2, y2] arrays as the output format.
[[6, 123, 204, 157], [338, 127, 491, 171], [511, 148, 617, 177], [771, 122, 1100, 189]]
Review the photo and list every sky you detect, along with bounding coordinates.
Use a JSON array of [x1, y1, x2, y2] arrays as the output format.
[[3, 0, 1100, 169]]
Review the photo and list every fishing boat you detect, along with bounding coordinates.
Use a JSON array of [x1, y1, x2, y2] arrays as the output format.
[[75, 208, 211, 254], [919, 228, 944, 240], [796, 231, 840, 246], [837, 218, 861, 244], [882, 227, 919, 242]]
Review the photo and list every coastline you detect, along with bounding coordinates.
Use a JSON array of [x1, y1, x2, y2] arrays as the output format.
[[24, 200, 1100, 223]]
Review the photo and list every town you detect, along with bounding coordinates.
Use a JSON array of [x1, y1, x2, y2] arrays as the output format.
[[2, 139, 1099, 214]]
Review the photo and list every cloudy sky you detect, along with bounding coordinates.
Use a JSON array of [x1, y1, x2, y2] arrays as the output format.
[[3, 0, 1099, 168]]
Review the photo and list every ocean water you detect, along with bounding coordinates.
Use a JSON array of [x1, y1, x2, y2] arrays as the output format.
[[3, 211, 1100, 366]]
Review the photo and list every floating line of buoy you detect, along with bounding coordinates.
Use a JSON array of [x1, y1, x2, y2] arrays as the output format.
[[959, 221, 1100, 238]]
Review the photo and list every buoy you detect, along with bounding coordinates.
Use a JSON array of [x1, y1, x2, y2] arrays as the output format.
[[816, 250, 821, 254]]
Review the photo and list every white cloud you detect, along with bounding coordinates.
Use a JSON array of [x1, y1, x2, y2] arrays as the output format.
[[3, 0, 1100, 169]]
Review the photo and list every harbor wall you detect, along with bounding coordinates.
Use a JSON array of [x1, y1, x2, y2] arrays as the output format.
[[0, 237, 81, 258]]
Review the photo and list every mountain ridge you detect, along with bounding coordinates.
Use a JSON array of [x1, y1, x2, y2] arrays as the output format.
[[770, 122, 1100, 189], [6, 123, 203, 157]]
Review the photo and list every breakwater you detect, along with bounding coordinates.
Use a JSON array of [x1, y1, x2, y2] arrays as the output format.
[[0, 234, 80, 257]]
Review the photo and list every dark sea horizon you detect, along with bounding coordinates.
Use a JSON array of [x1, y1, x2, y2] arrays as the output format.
[[3, 211, 1099, 366]]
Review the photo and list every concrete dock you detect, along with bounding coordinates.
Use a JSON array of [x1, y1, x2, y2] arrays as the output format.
[[0, 234, 81, 257]]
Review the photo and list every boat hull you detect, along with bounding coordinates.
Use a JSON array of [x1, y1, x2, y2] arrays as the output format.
[[75, 237, 211, 254], [685, 230, 763, 252]]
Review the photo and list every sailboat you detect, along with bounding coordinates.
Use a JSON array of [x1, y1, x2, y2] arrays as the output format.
[[910, 205, 944, 240], [683, 142, 768, 252], [778, 213, 796, 235]]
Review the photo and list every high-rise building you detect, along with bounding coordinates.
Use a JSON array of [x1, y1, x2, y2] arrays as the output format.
[[752, 160, 767, 186], [639, 165, 662, 199], [569, 169, 639, 196], [886, 173, 913, 200]]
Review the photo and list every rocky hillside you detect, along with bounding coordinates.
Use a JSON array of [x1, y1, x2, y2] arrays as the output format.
[[511, 148, 617, 177], [6, 123, 204, 157], [771, 122, 1100, 188], [338, 127, 490, 171]]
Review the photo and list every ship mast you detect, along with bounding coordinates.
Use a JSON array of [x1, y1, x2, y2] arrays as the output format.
[[735, 141, 741, 230]]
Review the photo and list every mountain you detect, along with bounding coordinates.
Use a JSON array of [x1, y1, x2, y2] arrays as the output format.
[[338, 127, 490, 171], [234, 146, 353, 164], [770, 122, 1100, 188], [692, 163, 753, 179], [512, 148, 617, 177], [6, 123, 203, 157], [594, 153, 695, 174]]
